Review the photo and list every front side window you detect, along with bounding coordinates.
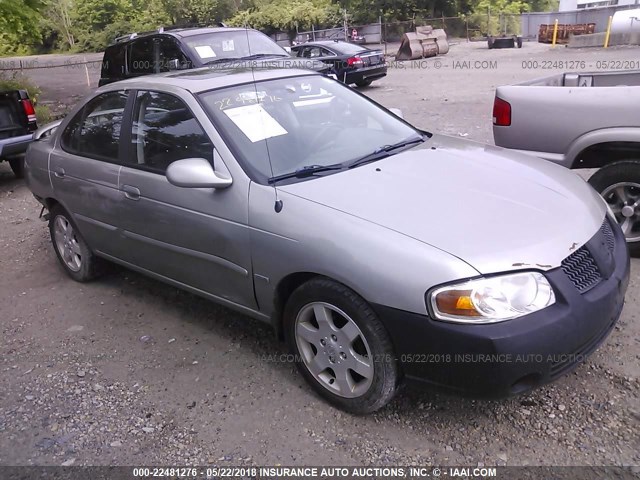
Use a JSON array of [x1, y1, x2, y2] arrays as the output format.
[[61, 91, 128, 161], [198, 75, 421, 184], [128, 91, 213, 173]]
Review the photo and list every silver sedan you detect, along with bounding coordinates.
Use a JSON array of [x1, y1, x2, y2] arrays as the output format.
[[25, 68, 629, 413]]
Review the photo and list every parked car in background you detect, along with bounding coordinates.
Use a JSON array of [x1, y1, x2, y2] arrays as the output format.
[[0, 89, 37, 178], [25, 67, 629, 414], [493, 70, 640, 255], [99, 26, 331, 86], [290, 40, 387, 87]]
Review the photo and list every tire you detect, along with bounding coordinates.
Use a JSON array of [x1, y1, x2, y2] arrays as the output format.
[[588, 160, 640, 257], [284, 277, 399, 414], [9, 157, 25, 179], [487, 37, 495, 49], [48, 205, 104, 281], [355, 79, 373, 88], [517, 36, 523, 48]]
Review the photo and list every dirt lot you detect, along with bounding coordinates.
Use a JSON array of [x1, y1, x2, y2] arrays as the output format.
[[0, 41, 639, 467]]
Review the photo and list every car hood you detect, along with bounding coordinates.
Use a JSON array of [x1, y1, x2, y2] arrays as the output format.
[[279, 134, 606, 274]]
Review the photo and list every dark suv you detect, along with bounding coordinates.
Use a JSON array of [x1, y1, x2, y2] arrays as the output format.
[[100, 26, 330, 86]]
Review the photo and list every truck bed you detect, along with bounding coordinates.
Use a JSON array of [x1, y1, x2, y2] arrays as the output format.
[[493, 70, 640, 168]]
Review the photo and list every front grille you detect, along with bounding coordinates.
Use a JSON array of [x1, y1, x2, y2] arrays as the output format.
[[561, 219, 616, 294], [562, 247, 602, 293], [600, 219, 615, 252]]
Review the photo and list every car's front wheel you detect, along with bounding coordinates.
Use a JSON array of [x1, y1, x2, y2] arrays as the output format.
[[49, 205, 103, 281], [588, 160, 640, 257], [284, 278, 399, 414]]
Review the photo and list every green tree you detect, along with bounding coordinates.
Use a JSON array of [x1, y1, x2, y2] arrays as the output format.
[[0, 0, 43, 54], [231, 0, 340, 39]]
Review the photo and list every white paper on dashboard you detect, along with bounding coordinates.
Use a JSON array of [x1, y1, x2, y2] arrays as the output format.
[[194, 45, 216, 58], [224, 104, 288, 143], [222, 40, 235, 52]]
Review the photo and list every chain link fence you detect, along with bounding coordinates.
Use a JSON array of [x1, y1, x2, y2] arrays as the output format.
[[286, 13, 524, 51]]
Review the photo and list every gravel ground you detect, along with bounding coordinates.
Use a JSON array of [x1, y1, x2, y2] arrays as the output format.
[[0, 40, 639, 467]]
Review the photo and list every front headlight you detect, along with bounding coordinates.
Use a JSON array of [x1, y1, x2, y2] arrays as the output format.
[[429, 272, 555, 324]]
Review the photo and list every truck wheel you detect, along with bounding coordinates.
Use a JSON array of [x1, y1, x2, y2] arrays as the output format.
[[9, 157, 25, 179], [49, 205, 105, 281], [488, 37, 495, 49], [588, 160, 640, 256], [517, 36, 523, 48], [284, 277, 399, 414]]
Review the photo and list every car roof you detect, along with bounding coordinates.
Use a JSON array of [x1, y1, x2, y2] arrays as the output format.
[[294, 40, 367, 49], [98, 67, 318, 94], [167, 27, 249, 38], [106, 27, 254, 48]]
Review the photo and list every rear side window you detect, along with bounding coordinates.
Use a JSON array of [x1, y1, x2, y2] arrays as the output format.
[[61, 91, 128, 162], [102, 45, 126, 78], [128, 91, 213, 173], [129, 38, 156, 75]]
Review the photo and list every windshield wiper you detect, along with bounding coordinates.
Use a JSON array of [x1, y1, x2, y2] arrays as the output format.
[[268, 163, 344, 184], [206, 54, 288, 65], [348, 135, 425, 169], [243, 53, 289, 60], [205, 57, 242, 65]]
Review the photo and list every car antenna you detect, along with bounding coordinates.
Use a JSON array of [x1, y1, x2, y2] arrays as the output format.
[[244, 26, 283, 213]]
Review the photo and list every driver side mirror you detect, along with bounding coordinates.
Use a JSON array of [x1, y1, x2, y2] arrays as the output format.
[[168, 59, 182, 70], [166, 158, 232, 189], [34, 119, 62, 140]]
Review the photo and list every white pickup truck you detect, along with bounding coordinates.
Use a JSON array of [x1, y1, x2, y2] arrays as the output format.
[[493, 70, 640, 255]]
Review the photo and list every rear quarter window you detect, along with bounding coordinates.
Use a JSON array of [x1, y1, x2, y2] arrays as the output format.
[[102, 45, 126, 78]]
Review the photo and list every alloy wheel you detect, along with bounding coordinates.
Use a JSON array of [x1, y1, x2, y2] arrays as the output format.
[[602, 182, 640, 243], [294, 302, 374, 398], [53, 215, 82, 272]]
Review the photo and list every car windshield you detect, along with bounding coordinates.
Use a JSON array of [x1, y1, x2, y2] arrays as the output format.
[[198, 75, 422, 183], [184, 30, 289, 63]]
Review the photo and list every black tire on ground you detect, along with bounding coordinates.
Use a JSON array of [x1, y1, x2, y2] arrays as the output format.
[[588, 160, 640, 257], [487, 37, 495, 49], [355, 79, 373, 88], [9, 157, 25, 178], [284, 277, 400, 414], [48, 205, 105, 281], [517, 36, 523, 48]]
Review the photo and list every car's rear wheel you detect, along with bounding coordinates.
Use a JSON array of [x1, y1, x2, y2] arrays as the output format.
[[284, 277, 399, 414], [588, 160, 640, 256], [355, 79, 373, 88], [49, 205, 103, 281], [9, 157, 24, 178]]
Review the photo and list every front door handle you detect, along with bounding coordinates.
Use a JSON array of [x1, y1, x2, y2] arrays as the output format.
[[53, 167, 65, 178], [122, 184, 141, 201]]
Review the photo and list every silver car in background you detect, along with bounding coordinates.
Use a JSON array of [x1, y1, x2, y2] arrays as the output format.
[[25, 68, 630, 413]]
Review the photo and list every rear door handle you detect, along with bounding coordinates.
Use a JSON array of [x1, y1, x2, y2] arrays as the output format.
[[53, 167, 65, 178], [122, 184, 141, 201]]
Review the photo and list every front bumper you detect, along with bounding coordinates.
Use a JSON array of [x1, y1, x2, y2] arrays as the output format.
[[373, 216, 630, 398]]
